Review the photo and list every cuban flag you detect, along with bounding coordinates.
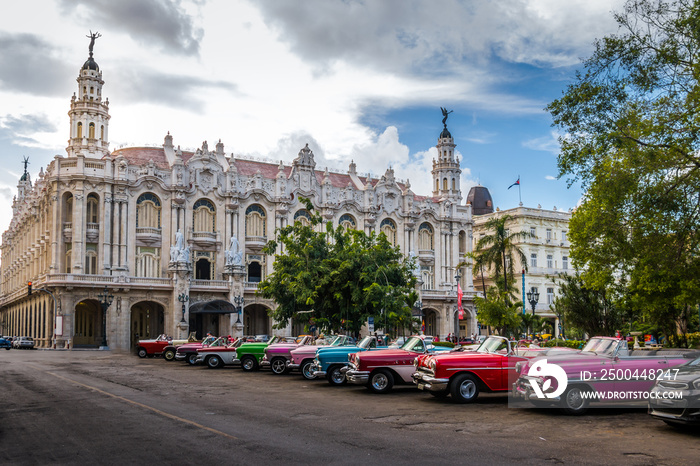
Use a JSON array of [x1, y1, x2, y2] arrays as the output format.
[[421, 319, 426, 333], [508, 177, 520, 189]]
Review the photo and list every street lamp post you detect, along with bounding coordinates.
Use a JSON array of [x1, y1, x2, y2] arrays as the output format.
[[234, 295, 244, 325], [178, 293, 189, 324], [98, 286, 114, 348], [526, 289, 539, 315], [454, 271, 461, 342]]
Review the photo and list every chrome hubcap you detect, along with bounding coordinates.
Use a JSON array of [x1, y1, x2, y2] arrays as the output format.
[[372, 374, 388, 390], [459, 380, 476, 399]]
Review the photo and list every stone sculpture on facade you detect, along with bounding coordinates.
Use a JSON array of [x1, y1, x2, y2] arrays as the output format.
[[225, 235, 243, 266]]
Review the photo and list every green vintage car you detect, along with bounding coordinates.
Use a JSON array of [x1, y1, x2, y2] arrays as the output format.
[[235, 335, 298, 371]]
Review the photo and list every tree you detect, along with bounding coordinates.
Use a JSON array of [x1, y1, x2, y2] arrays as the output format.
[[473, 215, 529, 304], [553, 272, 623, 337], [548, 0, 700, 331], [520, 313, 542, 339], [258, 198, 416, 336], [474, 282, 523, 337]]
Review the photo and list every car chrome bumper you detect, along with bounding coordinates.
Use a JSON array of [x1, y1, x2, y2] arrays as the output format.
[[512, 377, 561, 402], [345, 369, 370, 385], [411, 371, 449, 392], [287, 362, 300, 369], [174, 354, 186, 360]]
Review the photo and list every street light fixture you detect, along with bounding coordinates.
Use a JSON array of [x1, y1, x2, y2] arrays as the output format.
[[98, 286, 114, 348], [233, 295, 244, 325], [526, 288, 539, 315], [178, 293, 189, 323]]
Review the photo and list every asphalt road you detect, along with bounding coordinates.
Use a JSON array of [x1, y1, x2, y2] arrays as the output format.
[[1, 349, 699, 465]]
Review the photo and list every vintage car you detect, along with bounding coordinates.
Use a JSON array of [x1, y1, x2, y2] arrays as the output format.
[[0, 336, 11, 350], [413, 336, 568, 402], [344, 335, 452, 393], [175, 336, 225, 365], [159, 332, 201, 361], [136, 334, 192, 358], [649, 354, 700, 427], [12, 336, 35, 349], [195, 338, 244, 368], [236, 335, 298, 371], [312, 336, 388, 385], [512, 336, 699, 414], [261, 335, 315, 374], [288, 335, 356, 379]]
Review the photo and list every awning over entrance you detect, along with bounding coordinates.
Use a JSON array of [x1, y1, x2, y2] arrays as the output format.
[[189, 299, 237, 315]]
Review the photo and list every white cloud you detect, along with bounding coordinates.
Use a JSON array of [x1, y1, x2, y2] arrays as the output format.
[[523, 131, 561, 154], [545, 175, 556, 180]]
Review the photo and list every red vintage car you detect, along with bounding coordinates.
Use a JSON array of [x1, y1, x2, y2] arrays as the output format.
[[136, 334, 187, 358], [343, 335, 452, 393], [412, 336, 572, 403]]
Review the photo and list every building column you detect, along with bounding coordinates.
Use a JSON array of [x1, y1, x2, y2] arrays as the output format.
[[102, 193, 113, 272]]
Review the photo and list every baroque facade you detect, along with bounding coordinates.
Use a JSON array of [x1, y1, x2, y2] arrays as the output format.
[[471, 203, 572, 337], [0, 40, 479, 351]]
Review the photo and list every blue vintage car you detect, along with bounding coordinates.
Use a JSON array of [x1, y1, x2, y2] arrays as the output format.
[[0, 337, 11, 350], [311, 335, 387, 385]]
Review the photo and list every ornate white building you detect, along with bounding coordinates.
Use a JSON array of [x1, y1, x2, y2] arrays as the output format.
[[471, 202, 572, 337], [0, 39, 480, 350]]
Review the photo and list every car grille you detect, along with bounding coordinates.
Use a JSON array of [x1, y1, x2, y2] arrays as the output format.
[[415, 367, 434, 377]]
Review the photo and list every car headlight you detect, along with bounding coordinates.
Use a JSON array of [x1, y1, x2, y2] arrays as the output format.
[[428, 359, 436, 372], [354, 355, 360, 365]]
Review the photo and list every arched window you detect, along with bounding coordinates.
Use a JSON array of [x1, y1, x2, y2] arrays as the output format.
[[419, 223, 434, 251], [380, 218, 397, 246], [452, 178, 456, 190], [77, 122, 82, 139], [421, 266, 434, 290], [100, 125, 104, 140], [194, 251, 214, 280], [339, 214, 356, 230], [294, 209, 311, 226], [89, 123, 95, 139], [245, 204, 266, 238], [85, 244, 98, 275], [65, 244, 72, 274], [193, 199, 216, 233], [442, 178, 448, 190], [86, 194, 99, 224], [136, 193, 162, 230], [435, 179, 439, 191], [459, 231, 467, 255], [136, 247, 161, 278], [64, 194, 73, 224]]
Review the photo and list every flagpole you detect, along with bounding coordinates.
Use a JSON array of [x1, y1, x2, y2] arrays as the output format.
[[518, 174, 521, 204]]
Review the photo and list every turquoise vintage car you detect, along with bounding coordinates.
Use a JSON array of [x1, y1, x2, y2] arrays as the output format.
[[311, 335, 387, 385]]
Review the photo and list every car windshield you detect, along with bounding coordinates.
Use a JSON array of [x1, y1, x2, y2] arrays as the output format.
[[330, 335, 349, 346], [581, 338, 618, 356], [400, 336, 426, 352], [477, 336, 509, 354], [357, 336, 375, 349]]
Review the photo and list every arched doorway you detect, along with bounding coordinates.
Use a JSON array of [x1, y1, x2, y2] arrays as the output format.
[[130, 301, 165, 349], [188, 299, 236, 339], [423, 308, 438, 337], [244, 304, 270, 336], [74, 299, 100, 347]]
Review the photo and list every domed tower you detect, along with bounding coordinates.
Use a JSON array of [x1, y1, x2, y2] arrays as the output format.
[[431, 108, 461, 200], [466, 185, 494, 215], [66, 31, 110, 158]]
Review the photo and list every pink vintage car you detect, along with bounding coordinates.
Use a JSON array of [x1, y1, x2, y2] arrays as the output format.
[[261, 335, 315, 374], [512, 336, 699, 414], [288, 335, 356, 379]]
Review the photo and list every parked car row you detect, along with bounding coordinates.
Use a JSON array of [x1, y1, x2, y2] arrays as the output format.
[[141, 332, 700, 428], [1, 336, 34, 349]]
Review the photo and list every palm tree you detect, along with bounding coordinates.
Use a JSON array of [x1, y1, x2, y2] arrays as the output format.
[[474, 215, 529, 304]]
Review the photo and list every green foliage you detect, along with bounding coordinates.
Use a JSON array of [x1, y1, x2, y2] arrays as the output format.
[[548, 0, 700, 335], [543, 339, 586, 349], [257, 197, 416, 336], [474, 285, 523, 337], [553, 272, 623, 337], [668, 332, 700, 349], [433, 341, 456, 348]]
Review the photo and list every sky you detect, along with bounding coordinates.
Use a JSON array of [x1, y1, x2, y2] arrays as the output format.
[[0, 0, 627, 240]]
